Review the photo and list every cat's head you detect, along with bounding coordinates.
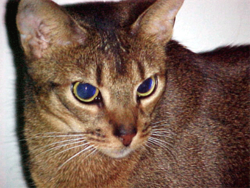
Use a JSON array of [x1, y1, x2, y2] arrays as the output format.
[[16, 0, 184, 158]]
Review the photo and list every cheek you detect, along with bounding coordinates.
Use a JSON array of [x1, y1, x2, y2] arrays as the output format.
[[49, 85, 102, 132]]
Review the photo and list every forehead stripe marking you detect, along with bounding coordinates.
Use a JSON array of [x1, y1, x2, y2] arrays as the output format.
[[96, 63, 103, 86]]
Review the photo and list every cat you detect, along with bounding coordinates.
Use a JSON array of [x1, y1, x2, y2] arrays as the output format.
[[16, 0, 249, 187]]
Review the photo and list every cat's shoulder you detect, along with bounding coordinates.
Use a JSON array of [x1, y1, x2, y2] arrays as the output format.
[[199, 45, 250, 65], [198, 45, 250, 81], [166, 40, 249, 83]]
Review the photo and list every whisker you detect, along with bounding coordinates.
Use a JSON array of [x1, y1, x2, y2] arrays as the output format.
[[152, 127, 177, 135], [152, 127, 174, 131], [55, 141, 89, 156], [144, 141, 151, 150], [148, 137, 176, 160], [33, 138, 86, 153], [21, 133, 88, 142], [32, 133, 86, 138], [149, 137, 174, 148], [151, 130, 173, 135], [151, 120, 167, 125], [58, 146, 96, 170], [32, 139, 88, 159], [34, 137, 83, 149], [152, 124, 172, 129], [151, 132, 174, 139], [83, 147, 98, 159]]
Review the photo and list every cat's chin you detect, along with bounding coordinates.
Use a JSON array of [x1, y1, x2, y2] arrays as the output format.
[[101, 148, 135, 159]]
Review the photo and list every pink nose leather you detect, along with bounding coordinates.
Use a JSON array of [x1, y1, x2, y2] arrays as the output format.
[[120, 133, 136, 147]]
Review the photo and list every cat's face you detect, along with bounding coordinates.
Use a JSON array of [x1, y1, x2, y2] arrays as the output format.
[[17, 0, 183, 159], [28, 31, 167, 158]]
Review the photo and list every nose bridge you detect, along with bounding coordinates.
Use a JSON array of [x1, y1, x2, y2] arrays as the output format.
[[113, 88, 134, 107], [108, 85, 136, 123], [113, 105, 135, 123]]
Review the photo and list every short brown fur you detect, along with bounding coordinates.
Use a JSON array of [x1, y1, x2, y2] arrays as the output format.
[[16, 0, 249, 187]]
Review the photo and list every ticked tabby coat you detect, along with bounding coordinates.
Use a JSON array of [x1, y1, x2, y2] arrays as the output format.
[[16, 0, 249, 187]]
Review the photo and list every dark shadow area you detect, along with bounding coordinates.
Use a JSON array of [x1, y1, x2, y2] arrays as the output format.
[[5, 0, 35, 187]]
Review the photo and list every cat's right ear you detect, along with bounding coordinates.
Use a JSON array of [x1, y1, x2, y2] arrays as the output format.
[[16, 0, 87, 59]]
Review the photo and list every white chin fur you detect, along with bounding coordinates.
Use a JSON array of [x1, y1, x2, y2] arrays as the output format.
[[101, 148, 134, 159]]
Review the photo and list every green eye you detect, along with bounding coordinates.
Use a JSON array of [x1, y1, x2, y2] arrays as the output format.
[[137, 76, 156, 97], [72, 82, 99, 103]]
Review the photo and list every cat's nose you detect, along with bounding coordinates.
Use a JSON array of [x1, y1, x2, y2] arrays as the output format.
[[114, 125, 137, 147], [119, 132, 136, 147]]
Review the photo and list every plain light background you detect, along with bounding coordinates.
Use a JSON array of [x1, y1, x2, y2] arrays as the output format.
[[0, 0, 249, 187]]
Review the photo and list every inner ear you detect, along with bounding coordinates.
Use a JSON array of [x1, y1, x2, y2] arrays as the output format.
[[16, 0, 87, 59]]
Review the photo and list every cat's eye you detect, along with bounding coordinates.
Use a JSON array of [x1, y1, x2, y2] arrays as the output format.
[[137, 76, 156, 98], [72, 82, 99, 103]]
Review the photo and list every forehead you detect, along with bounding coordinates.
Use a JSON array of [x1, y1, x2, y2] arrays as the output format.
[[81, 30, 165, 82], [54, 28, 166, 90]]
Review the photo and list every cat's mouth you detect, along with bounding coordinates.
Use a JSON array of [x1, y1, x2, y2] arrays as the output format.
[[97, 133, 146, 158], [100, 146, 135, 159]]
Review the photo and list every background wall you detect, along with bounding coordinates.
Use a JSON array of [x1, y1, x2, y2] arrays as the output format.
[[0, 0, 249, 187]]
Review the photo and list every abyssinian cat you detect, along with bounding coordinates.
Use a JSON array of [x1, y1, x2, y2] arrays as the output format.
[[16, 0, 249, 187]]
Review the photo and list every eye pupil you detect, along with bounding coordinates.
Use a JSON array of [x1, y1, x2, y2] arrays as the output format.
[[76, 83, 96, 99], [137, 77, 156, 97], [137, 78, 153, 93], [73, 82, 99, 102]]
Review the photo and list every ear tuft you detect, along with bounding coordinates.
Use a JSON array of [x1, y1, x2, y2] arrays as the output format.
[[16, 0, 87, 58], [131, 0, 184, 45]]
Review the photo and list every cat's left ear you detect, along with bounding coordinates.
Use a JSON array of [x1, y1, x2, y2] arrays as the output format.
[[16, 0, 87, 59], [131, 0, 184, 45]]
